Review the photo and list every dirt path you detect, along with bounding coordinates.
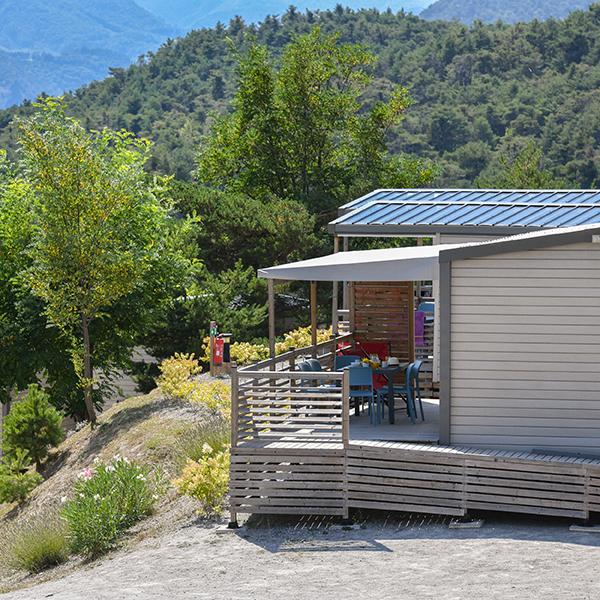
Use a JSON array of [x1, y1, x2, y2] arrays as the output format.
[[4, 513, 600, 600]]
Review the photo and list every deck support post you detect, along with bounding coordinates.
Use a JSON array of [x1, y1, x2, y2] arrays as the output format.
[[342, 237, 349, 310], [332, 236, 339, 336], [268, 278, 276, 363], [229, 363, 239, 528], [310, 281, 318, 357], [342, 369, 350, 521]]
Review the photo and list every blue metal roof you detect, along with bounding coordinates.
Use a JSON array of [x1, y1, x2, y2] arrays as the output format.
[[329, 201, 600, 235], [341, 189, 600, 212]]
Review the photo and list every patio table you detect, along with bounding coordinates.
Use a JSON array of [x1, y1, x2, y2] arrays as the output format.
[[373, 364, 409, 424]]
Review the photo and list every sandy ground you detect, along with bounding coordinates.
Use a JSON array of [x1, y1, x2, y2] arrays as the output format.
[[3, 512, 600, 600]]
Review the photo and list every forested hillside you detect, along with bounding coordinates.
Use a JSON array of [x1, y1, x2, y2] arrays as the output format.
[[2, 5, 600, 186], [421, 0, 593, 23]]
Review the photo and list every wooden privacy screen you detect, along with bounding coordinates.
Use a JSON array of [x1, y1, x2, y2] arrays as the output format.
[[351, 281, 414, 363]]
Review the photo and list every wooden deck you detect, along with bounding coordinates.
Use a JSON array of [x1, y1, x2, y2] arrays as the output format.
[[231, 439, 600, 520], [229, 336, 600, 522], [350, 399, 439, 443]]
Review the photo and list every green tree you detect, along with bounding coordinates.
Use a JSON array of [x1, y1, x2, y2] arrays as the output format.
[[477, 140, 563, 188], [2, 385, 64, 472], [18, 98, 190, 423], [198, 27, 434, 213]]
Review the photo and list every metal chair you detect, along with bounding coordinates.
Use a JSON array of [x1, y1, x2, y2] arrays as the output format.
[[378, 362, 417, 424], [410, 359, 425, 421], [348, 366, 380, 423], [306, 358, 323, 371]]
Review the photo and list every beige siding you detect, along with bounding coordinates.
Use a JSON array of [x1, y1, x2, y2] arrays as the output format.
[[450, 241, 600, 453]]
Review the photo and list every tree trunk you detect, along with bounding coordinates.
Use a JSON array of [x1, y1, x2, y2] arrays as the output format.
[[81, 315, 97, 424]]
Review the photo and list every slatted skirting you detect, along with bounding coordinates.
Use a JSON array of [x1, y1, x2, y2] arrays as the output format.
[[347, 446, 464, 516], [230, 440, 600, 521], [230, 446, 347, 516]]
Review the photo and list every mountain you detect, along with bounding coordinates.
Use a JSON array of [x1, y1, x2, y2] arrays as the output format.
[[2, 5, 600, 187], [136, 1, 431, 29], [420, 0, 594, 23], [0, 0, 177, 108]]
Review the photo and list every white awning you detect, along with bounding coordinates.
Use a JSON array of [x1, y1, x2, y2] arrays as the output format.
[[258, 244, 467, 282]]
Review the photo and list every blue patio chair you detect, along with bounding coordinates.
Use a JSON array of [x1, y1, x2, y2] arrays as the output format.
[[348, 366, 380, 423], [306, 358, 323, 371], [334, 355, 362, 371], [377, 362, 417, 424], [410, 359, 425, 421]]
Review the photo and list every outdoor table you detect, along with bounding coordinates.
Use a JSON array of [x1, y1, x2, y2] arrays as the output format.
[[373, 364, 409, 424]]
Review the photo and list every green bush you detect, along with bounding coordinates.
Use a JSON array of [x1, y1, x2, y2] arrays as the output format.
[[7, 517, 69, 573], [0, 450, 43, 504], [173, 445, 230, 516], [62, 456, 159, 558], [2, 385, 65, 471]]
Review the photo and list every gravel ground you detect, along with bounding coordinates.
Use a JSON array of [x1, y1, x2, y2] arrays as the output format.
[[4, 512, 600, 600]]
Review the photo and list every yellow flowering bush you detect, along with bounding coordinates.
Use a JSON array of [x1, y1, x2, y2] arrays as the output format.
[[157, 354, 230, 414], [173, 443, 230, 515], [157, 353, 201, 399], [275, 326, 333, 354], [200, 326, 333, 366]]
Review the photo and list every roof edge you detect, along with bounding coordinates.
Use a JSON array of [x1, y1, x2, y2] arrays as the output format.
[[439, 226, 600, 263]]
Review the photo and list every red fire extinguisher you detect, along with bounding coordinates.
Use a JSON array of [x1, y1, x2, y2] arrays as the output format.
[[213, 337, 224, 366]]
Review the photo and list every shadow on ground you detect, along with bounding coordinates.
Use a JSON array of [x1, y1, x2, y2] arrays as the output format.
[[230, 510, 600, 554]]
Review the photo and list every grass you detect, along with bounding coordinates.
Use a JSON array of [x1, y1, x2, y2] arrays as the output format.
[[175, 415, 230, 466], [1, 516, 69, 574]]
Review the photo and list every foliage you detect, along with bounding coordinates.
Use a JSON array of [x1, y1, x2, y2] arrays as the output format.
[[198, 27, 433, 213], [421, 0, 592, 24], [156, 353, 201, 398], [477, 140, 564, 189], [157, 354, 230, 413], [175, 416, 230, 467], [3, 516, 69, 573], [0, 450, 43, 504], [172, 182, 321, 272], [3, 7, 599, 187], [1, 385, 65, 471], [17, 97, 191, 422], [62, 456, 159, 558], [145, 261, 268, 360], [173, 444, 230, 516], [275, 326, 333, 354]]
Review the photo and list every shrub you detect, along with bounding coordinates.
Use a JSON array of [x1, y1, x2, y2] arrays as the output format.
[[157, 355, 231, 414], [6, 517, 69, 573], [2, 385, 65, 471], [62, 456, 159, 558], [0, 450, 43, 504], [274, 326, 333, 354], [176, 416, 230, 467], [157, 353, 201, 399], [173, 444, 230, 516]]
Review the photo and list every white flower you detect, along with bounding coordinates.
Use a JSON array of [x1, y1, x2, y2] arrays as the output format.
[[60, 496, 68, 504], [105, 464, 116, 473], [79, 493, 85, 499], [93, 494, 101, 501], [136, 474, 146, 481], [93, 457, 101, 465]]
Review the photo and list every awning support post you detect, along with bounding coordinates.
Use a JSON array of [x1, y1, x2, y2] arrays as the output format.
[[310, 280, 318, 357], [268, 278, 276, 362], [332, 236, 339, 336]]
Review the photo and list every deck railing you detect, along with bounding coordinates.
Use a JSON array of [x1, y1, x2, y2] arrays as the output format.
[[231, 333, 353, 448]]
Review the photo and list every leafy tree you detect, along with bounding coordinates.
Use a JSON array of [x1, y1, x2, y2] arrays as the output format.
[[2, 385, 65, 472], [145, 262, 267, 359], [198, 27, 434, 212], [477, 140, 563, 188], [172, 182, 321, 272], [17, 98, 191, 423]]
